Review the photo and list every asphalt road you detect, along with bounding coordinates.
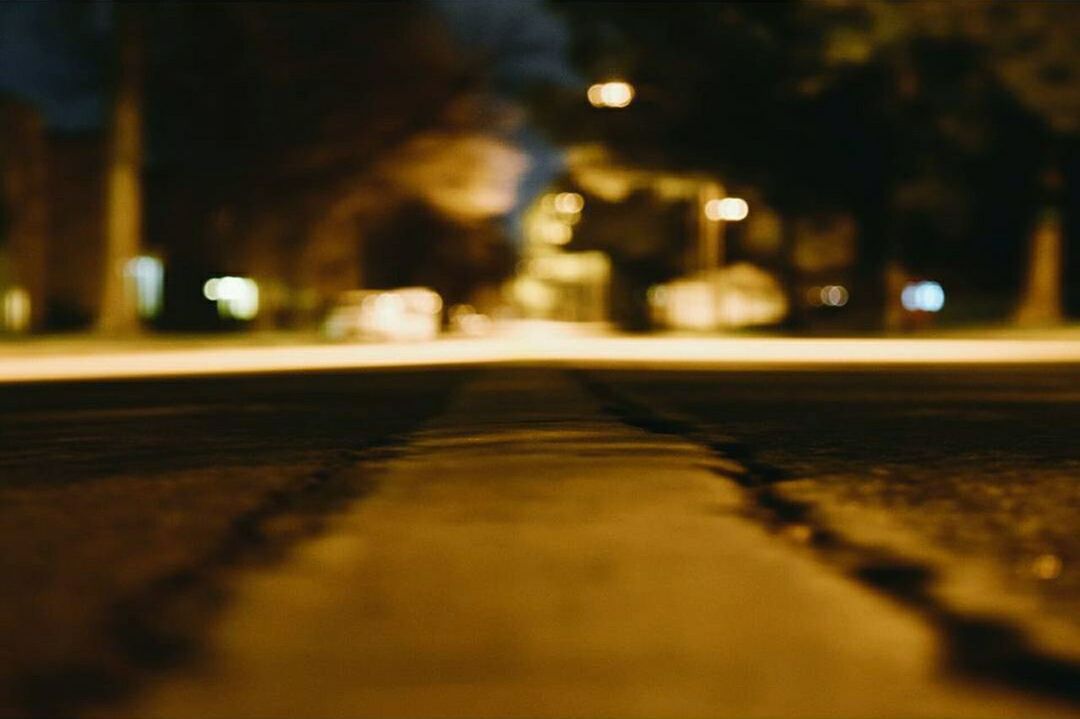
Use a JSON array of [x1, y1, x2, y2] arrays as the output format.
[[1, 364, 1078, 717], [0, 369, 466, 717], [590, 366, 1080, 627]]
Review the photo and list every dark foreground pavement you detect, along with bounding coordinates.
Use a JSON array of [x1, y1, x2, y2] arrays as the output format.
[[1, 365, 1078, 717], [0, 370, 465, 717]]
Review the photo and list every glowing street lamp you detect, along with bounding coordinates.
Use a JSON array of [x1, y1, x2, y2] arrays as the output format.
[[704, 197, 749, 222], [553, 192, 585, 214], [203, 275, 260, 320], [698, 191, 747, 280], [587, 81, 635, 108]]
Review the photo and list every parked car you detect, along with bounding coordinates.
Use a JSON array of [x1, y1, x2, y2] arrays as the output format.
[[323, 287, 442, 342]]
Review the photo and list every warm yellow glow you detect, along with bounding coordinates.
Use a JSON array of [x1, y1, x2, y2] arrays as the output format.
[[3, 336, 1080, 383], [326, 288, 442, 342], [540, 222, 573, 245], [411, 289, 443, 316], [513, 277, 557, 313], [588, 81, 635, 108], [450, 305, 494, 338], [525, 253, 609, 284], [378, 134, 527, 221], [1032, 554, 1062, 580], [2, 287, 31, 333], [703, 199, 721, 221], [602, 82, 634, 107], [658, 281, 717, 331], [553, 192, 585, 214], [586, 84, 605, 107], [649, 266, 787, 329], [203, 276, 260, 320], [99, 84, 142, 334], [705, 197, 749, 222]]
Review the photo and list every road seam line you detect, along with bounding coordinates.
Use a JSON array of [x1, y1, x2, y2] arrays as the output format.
[[572, 369, 1080, 709]]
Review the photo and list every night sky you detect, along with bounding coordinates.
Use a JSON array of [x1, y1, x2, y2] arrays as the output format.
[[0, 1, 109, 131], [0, 0, 576, 236], [431, 0, 579, 235], [0, 0, 577, 128]]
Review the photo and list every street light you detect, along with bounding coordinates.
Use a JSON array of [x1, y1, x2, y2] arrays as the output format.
[[587, 81, 635, 108], [553, 192, 585, 214], [704, 197, 749, 222], [698, 192, 749, 291]]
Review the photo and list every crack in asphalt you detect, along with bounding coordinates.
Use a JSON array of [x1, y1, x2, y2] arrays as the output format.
[[14, 368, 1078, 717], [14, 435, 418, 719], [573, 369, 1080, 709]]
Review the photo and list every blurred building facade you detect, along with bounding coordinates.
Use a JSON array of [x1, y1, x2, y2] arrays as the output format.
[[0, 97, 48, 332], [46, 133, 106, 329]]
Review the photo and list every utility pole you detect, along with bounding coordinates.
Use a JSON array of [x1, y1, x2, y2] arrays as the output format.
[[697, 181, 724, 274], [1015, 207, 1064, 327]]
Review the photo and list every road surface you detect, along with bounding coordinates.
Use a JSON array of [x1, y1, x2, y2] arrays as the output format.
[[1, 364, 1078, 717]]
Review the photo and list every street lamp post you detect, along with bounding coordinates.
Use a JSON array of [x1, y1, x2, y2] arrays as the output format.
[[698, 182, 723, 274], [699, 191, 749, 274], [700, 191, 749, 330]]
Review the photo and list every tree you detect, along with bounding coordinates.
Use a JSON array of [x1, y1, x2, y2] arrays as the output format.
[[97, 3, 142, 334], [140, 2, 543, 325], [541, 1, 910, 327], [543, 0, 1078, 328], [798, 0, 1079, 325]]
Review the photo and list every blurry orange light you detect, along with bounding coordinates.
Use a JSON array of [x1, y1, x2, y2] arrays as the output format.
[[553, 192, 584, 214], [541, 222, 573, 245], [203, 276, 260, 320], [1032, 554, 1062, 580], [2, 287, 31, 332]]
